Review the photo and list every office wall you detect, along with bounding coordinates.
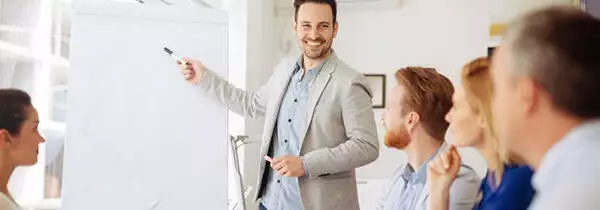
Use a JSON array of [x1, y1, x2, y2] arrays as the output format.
[[587, 0, 600, 18], [490, 0, 573, 23]]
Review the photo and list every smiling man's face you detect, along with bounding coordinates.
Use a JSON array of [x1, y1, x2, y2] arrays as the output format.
[[293, 2, 338, 60]]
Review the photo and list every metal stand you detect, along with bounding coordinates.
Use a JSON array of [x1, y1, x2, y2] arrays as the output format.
[[229, 135, 256, 210]]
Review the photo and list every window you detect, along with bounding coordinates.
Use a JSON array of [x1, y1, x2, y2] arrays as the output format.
[[1, 0, 70, 208]]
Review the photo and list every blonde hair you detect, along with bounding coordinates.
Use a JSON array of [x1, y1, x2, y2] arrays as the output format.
[[461, 57, 507, 185]]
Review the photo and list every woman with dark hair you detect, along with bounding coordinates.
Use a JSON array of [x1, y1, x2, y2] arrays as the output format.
[[0, 89, 46, 209]]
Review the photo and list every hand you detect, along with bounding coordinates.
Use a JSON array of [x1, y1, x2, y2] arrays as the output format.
[[271, 156, 306, 177], [427, 145, 461, 193], [178, 58, 206, 85]]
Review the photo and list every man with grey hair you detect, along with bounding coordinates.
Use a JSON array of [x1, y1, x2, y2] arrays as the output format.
[[491, 6, 600, 210]]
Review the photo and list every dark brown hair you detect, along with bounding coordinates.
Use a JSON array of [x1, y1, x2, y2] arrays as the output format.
[[395, 67, 455, 140], [294, 0, 337, 23], [0, 89, 32, 135]]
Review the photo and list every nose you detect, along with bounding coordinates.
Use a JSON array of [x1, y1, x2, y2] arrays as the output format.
[[39, 135, 46, 143], [309, 27, 319, 39], [445, 109, 452, 123]]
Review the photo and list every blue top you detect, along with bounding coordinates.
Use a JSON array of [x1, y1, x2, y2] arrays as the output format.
[[472, 164, 535, 210]]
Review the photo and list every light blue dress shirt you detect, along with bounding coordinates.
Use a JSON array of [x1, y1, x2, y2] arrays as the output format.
[[377, 143, 443, 210], [396, 156, 431, 210], [377, 142, 481, 210], [260, 55, 330, 210], [530, 120, 600, 210]]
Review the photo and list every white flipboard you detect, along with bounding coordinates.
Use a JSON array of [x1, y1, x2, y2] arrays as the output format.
[[63, 2, 228, 210]]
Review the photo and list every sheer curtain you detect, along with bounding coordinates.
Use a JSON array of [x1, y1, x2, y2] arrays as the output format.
[[1, 0, 45, 205], [0, 0, 40, 90], [1, 0, 65, 208]]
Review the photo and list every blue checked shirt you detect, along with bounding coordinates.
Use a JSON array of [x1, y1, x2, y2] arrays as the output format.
[[260, 55, 330, 210]]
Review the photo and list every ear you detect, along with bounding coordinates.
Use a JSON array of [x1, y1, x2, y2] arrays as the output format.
[[519, 77, 539, 116], [0, 129, 12, 149], [445, 108, 453, 124], [406, 111, 420, 131], [333, 21, 339, 38], [292, 17, 298, 33]]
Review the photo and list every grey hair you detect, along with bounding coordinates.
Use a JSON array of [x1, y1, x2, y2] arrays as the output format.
[[502, 5, 600, 119]]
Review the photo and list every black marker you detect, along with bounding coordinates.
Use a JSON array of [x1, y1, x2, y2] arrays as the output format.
[[163, 47, 187, 64]]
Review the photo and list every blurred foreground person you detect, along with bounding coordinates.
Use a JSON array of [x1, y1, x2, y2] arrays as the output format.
[[491, 6, 600, 210]]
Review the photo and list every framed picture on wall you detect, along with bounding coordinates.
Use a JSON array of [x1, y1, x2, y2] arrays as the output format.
[[488, 47, 496, 57], [364, 74, 386, 109]]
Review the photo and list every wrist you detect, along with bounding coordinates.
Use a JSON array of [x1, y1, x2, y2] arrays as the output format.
[[429, 187, 450, 199], [194, 69, 209, 86], [301, 156, 310, 178]]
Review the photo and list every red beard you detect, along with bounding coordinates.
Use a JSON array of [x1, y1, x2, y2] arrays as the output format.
[[384, 127, 411, 149]]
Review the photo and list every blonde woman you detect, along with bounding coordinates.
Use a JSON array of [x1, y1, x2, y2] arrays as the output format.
[[426, 58, 534, 210], [0, 89, 46, 210]]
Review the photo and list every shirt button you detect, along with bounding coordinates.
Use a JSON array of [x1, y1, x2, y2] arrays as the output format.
[[288, 119, 291, 123], [294, 99, 298, 102], [277, 180, 281, 183], [284, 139, 288, 143]]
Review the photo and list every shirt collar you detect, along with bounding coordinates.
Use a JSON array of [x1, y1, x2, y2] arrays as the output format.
[[533, 119, 600, 190], [295, 50, 333, 73], [402, 142, 448, 184]]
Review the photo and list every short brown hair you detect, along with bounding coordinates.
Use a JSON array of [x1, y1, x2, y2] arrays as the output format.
[[504, 6, 600, 119], [294, 0, 337, 23], [395, 67, 455, 140]]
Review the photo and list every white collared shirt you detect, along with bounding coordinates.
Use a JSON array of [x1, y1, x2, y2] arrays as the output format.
[[530, 120, 600, 210]]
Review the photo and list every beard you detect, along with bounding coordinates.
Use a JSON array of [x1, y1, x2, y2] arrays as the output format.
[[384, 126, 411, 150], [301, 37, 332, 60]]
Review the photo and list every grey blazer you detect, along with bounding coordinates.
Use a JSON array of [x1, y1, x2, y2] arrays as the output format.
[[196, 52, 379, 210]]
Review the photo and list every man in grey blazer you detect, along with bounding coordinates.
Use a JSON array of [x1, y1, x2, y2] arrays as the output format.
[[377, 67, 480, 210], [178, 0, 379, 210]]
